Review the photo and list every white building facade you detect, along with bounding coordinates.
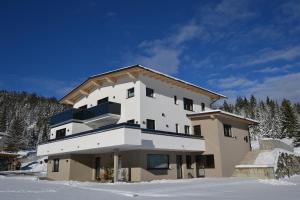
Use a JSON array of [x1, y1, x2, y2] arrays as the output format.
[[37, 65, 256, 182]]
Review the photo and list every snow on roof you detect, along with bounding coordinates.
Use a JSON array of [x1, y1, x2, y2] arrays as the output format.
[[187, 109, 259, 124]]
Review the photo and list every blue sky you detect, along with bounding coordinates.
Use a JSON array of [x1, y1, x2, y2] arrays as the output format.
[[0, 0, 300, 102]]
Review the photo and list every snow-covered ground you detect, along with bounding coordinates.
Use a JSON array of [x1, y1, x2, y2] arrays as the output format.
[[0, 175, 299, 200]]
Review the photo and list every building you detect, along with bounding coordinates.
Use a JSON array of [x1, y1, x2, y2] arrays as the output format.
[[37, 65, 257, 182], [0, 132, 20, 171]]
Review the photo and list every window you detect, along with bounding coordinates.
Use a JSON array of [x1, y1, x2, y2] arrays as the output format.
[[198, 155, 215, 168], [53, 159, 59, 172], [146, 119, 155, 130], [175, 123, 179, 133], [244, 136, 249, 143], [201, 103, 205, 111], [174, 95, 178, 104], [78, 105, 87, 110], [97, 97, 108, 105], [193, 125, 202, 136], [186, 155, 192, 169], [183, 98, 193, 111], [56, 128, 66, 139], [147, 154, 169, 169], [127, 119, 135, 124], [223, 124, 232, 137], [184, 125, 190, 134], [146, 87, 154, 97], [127, 87, 134, 98]]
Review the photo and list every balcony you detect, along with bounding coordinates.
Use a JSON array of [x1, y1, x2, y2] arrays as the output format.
[[49, 102, 121, 128], [37, 123, 205, 156]]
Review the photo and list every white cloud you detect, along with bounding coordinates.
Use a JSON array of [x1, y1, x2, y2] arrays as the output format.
[[208, 76, 257, 89], [132, 21, 202, 74], [133, 47, 180, 74], [247, 73, 300, 102], [130, 0, 256, 74], [248, 46, 300, 66], [219, 73, 300, 103], [255, 67, 282, 73], [225, 46, 300, 69]]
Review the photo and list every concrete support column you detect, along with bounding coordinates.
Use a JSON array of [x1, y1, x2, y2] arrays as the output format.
[[113, 149, 119, 183]]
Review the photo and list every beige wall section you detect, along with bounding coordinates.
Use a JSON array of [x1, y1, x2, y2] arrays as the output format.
[[92, 151, 143, 182], [191, 117, 223, 177], [217, 116, 251, 176], [47, 155, 71, 180], [47, 150, 200, 182], [139, 150, 198, 181], [69, 155, 94, 181], [191, 116, 251, 177]]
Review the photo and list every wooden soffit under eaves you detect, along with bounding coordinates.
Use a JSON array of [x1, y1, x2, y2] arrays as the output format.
[[60, 66, 223, 105]]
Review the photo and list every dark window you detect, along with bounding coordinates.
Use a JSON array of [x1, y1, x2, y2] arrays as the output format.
[[175, 123, 179, 133], [174, 95, 178, 104], [201, 103, 205, 111], [183, 98, 193, 111], [127, 119, 135, 124], [198, 155, 215, 168], [244, 136, 249, 143], [146, 87, 154, 97], [53, 159, 59, 172], [184, 125, 190, 134], [56, 128, 66, 139], [186, 155, 192, 169], [193, 125, 202, 136], [78, 105, 87, 110], [146, 119, 155, 130], [127, 87, 134, 98], [223, 124, 232, 137], [147, 154, 169, 169], [97, 97, 108, 105]]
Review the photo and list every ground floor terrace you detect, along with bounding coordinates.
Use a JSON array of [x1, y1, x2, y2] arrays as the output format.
[[47, 150, 213, 182]]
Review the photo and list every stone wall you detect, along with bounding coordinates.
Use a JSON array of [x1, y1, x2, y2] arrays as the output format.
[[259, 139, 294, 152], [234, 166, 275, 179], [276, 152, 300, 179]]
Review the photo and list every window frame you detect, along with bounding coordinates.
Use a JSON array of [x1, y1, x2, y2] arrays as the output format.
[[127, 119, 135, 124], [146, 119, 155, 130], [174, 95, 178, 104], [52, 159, 60, 172], [183, 98, 193, 111], [201, 103, 205, 111], [97, 97, 109, 105], [127, 87, 135, 98], [78, 105, 87, 110], [184, 125, 190, 134], [146, 87, 154, 98], [223, 124, 232, 137], [198, 155, 215, 169], [56, 128, 66, 139], [186, 155, 192, 169], [193, 125, 202, 136], [175, 123, 179, 133], [147, 154, 169, 170]]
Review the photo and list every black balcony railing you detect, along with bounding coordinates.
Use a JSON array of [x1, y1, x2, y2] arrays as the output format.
[[49, 102, 121, 126]]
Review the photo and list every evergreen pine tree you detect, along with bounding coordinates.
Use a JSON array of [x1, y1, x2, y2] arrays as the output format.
[[0, 107, 7, 133], [5, 115, 26, 151], [222, 100, 234, 113], [281, 99, 298, 138], [249, 95, 257, 119]]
